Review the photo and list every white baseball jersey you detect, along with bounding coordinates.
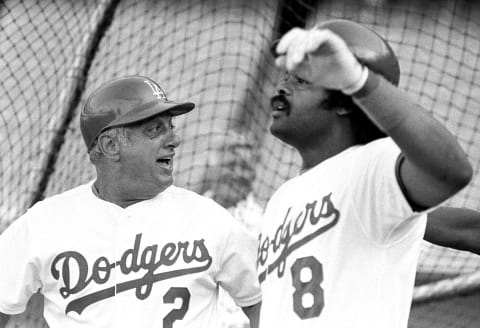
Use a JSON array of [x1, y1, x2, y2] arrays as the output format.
[[258, 138, 427, 328], [0, 183, 261, 327]]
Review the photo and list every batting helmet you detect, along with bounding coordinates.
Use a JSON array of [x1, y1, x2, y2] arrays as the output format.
[[80, 75, 195, 152], [272, 19, 400, 86], [318, 19, 400, 86]]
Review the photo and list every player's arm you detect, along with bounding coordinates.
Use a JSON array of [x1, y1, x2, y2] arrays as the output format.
[[275, 27, 472, 209], [425, 207, 480, 255], [352, 73, 472, 209], [241, 302, 261, 328], [0, 312, 10, 328]]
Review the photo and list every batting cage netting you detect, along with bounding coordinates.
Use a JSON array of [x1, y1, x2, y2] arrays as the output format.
[[0, 0, 479, 327]]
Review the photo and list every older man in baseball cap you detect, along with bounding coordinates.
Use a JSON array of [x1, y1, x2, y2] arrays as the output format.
[[80, 75, 195, 206], [0, 76, 261, 328]]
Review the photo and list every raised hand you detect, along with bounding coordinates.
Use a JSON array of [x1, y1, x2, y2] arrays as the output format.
[[275, 27, 367, 94]]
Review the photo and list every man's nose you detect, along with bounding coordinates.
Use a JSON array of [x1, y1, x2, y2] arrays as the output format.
[[166, 131, 181, 148], [276, 81, 291, 96]]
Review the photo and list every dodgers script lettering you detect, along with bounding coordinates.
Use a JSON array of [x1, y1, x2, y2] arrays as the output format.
[[257, 192, 339, 282], [50, 233, 212, 314]]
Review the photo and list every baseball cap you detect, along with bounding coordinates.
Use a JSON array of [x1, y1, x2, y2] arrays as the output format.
[[80, 75, 195, 152]]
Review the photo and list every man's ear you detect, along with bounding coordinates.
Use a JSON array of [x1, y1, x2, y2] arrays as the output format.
[[98, 134, 121, 161]]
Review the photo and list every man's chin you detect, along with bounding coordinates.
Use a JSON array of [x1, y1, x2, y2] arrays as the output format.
[[270, 123, 297, 146], [153, 176, 173, 193], [270, 121, 286, 138]]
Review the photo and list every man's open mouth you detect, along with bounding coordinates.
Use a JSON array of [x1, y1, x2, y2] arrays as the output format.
[[270, 94, 290, 113], [156, 156, 173, 169]]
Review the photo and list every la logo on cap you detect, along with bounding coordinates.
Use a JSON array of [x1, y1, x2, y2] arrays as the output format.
[[143, 80, 167, 101]]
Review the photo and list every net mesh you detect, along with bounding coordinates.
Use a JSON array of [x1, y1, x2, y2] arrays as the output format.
[[0, 0, 479, 327]]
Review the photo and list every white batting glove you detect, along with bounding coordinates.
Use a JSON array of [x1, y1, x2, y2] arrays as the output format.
[[275, 26, 368, 95]]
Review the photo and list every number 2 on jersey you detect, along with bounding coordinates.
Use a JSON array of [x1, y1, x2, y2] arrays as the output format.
[[163, 287, 190, 328], [290, 256, 324, 319]]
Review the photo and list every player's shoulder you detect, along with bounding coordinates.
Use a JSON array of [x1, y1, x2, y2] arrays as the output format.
[[166, 185, 214, 202], [35, 182, 91, 205], [350, 137, 401, 169], [356, 137, 398, 154], [10, 182, 91, 230], [166, 185, 232, 215], [166, 186, 244, 231], [326, 137, 396, 165], [26, 182, 92, 216], [268, 139, 394, 200]]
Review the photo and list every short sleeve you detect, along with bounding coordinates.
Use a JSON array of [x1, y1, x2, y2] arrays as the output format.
[[349, 138, 426, 244], [0, 214, 42, 314], [216, 220, 262, 307]]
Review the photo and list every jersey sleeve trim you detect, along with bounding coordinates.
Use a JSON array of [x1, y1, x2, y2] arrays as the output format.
[[394, 154, 429, 212]]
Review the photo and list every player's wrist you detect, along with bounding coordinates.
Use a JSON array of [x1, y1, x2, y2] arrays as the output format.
[[350, 69, 380, 99], [342, 64, 369, 95], [351, 71, 410, 133]]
